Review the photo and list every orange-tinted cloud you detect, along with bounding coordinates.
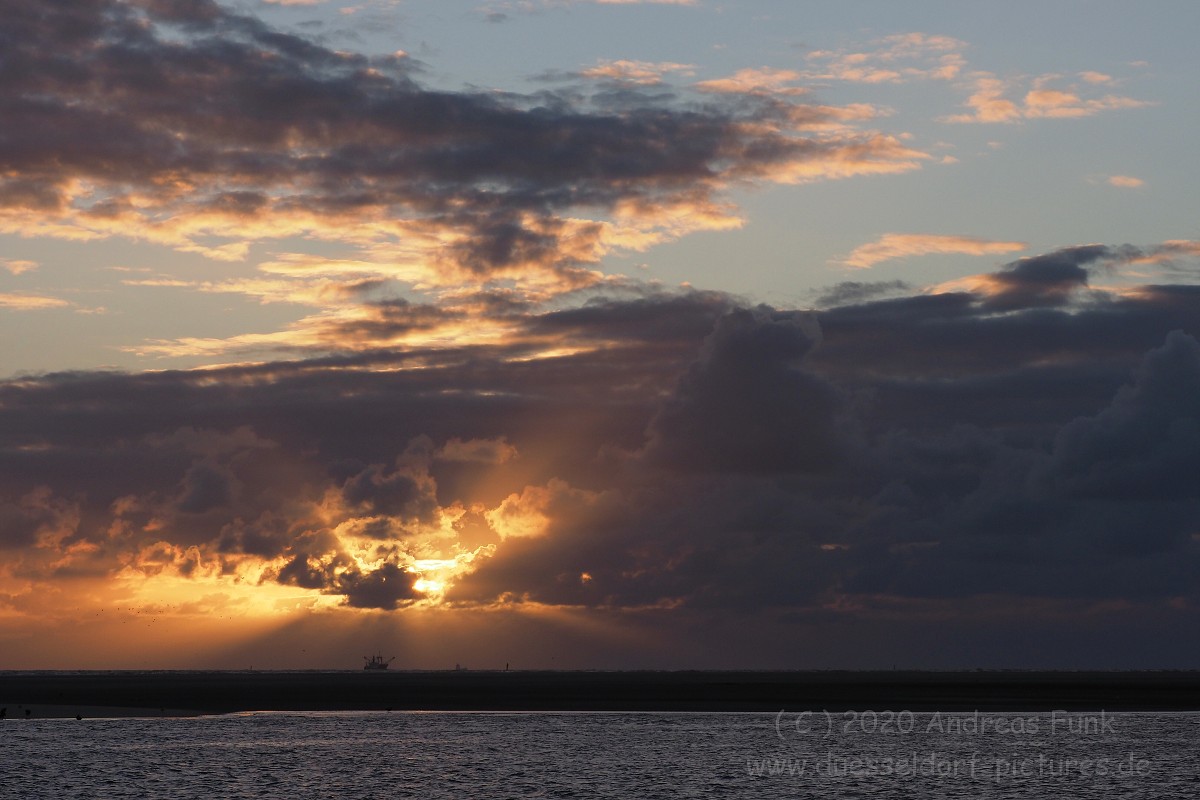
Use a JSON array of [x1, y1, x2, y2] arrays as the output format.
[[840, 233, 1027, 269], [941, 76, 1022, 123], [1107, 175, 1145, 188], [695, 68, 808, 96], [0, 0, 928, 304], [1127, 240, 1200, 267], [579, 59, 696, 85], [804, 33, 967, 84], [437, 437, 519, 465], [944, 73, 1150, 123], [1, 259, 38, 275], [0, 292, 70, 310]]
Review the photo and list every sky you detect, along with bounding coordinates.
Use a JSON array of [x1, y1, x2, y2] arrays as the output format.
[[2, 0, 1200, 670]]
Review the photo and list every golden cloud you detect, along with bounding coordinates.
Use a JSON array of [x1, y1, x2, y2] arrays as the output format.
[[1107, 175, 1146, 189], [0, 292, 71, 310], [695, 68, 808, 96], [580, 59, 696, 84], [804, 32, 968, 84], [485, 479, 598, 540], [943, 73, 1150, 123], [841, 233, 1027, 269], [1, 259, 38, 275]]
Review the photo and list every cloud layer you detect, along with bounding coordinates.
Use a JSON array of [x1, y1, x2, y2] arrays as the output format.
[[4, 245, 1200, 642], [0, 0, 926, 299]]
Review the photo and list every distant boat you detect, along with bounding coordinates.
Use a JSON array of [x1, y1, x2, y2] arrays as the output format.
[[363, 654, 394, 671]]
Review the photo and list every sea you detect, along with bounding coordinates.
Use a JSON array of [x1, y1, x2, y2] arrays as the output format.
[[4, 710, 1198, 798]]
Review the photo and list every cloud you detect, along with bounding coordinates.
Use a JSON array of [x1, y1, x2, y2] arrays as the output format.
[[335, 562, 421, 610], [1107, 175, 1145, 188], [1047, 331, 1200, 502], [578, 60, 696, 85], [694, 67, 808, 96], [1134, 240, 1200, 267], [121, 294, 488, 360], [969, 245, 1102, 310], [0, 292, 70, 310], [0, 0, 926, 302], [437, 437, 519, 465], [944, 73, 1150, 124], [840, 233, 1027, 269], [801, 33, 1146, 133], [0, 488, 78, 550], [942, 76, 1022, 123], [804, 33, 968, 84], [811, 242, 1200, 384], [3, 243, 1200, 628], [479, 0, 696, 20], [644, 306, 851, 473], [812, 280, 911, 307], [340, 441, 440, 523], [485, 479, 600, 540], [177, 461, 236, 514], [1, 259, 38, 275]]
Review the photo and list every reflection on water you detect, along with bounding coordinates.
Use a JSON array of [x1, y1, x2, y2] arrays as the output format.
[[3, 711, 1198, 798]]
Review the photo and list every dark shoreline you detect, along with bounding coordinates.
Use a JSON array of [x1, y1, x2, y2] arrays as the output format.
[[4, 670, 1200, 717]]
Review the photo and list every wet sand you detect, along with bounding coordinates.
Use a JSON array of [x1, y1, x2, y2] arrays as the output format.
[[3, 670, 1200, 718]]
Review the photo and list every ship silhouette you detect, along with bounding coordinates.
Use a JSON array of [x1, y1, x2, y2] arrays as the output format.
[[363, 654, 394, 670]]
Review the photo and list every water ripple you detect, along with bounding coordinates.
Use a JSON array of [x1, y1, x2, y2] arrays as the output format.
[[2, 710, 1196, 798]]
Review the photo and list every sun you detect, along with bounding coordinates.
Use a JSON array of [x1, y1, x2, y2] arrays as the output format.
[[413, 578, 445, 595]]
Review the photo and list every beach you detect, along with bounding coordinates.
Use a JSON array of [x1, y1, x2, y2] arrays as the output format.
[[4, 670, 1200, 718]]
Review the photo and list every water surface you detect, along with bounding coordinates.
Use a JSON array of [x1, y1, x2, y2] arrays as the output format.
[[4, 711, 1196, 798]]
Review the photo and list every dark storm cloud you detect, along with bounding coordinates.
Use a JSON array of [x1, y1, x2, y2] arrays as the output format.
[[176, 460, 235, 513], [529, 289, 736, 344], [286, 299, 465, 352], [0, 490, 76, 549], [644, 306, 852, 473], [336, 562, 420, 610], [982, 244, 1102, 310], [0, 289, 726, 604], [832, 330, 1200, 601], [1047, 330, 1200, 500], [455, 331, 1200, 610], [812, 280, 911, 307], [342, 465, 431, 518], [274, 528, 346, 589], [0, 503, 46, 549], [4, 247, 1200, 613], [0, 0, 917, 278], [340, 439, 440, 523], [266, 522, 422, 609], [449, 254, 1200, 609], [813, 246, 1200, 385]]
